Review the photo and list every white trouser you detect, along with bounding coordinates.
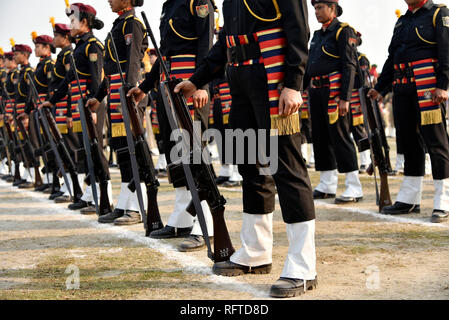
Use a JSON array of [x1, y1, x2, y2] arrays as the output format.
[[231, 213, 273, 267], [190, 201, 214, 237], [81, 181, 113, 205], [115, 182, 148, 212], [60, 177, 68, 194], [43, 172, 53, 184], [315, 170, 338, 194], [281, 220, 317, 280], [308, 144, 315, 165], [0, 158, 6, 174], [396, 176, 423, 205], [425, 154, 432, 176], [166, 187, 194, 228], [229, 165, 242, 182], [395, 154, 405, 172], [341, 170, 363, 198], [23, 166, 34, 182], [219, 164, 232, 177], [65, 175, 84, 197], [360, 150, 371, 167], [301, 144, 308, 163], [434, 178, 449, 211], [155, 154, 167, 171]]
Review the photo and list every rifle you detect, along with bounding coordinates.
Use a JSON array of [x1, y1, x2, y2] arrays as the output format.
[[3, 83, 36, 183], [28, 73, 73, 200], [0, 97, 12, 174], [355, 50, 393, 212], [68, 52, 111, 215], [142, 11, 234, 262], [108, 32, 164, 235]]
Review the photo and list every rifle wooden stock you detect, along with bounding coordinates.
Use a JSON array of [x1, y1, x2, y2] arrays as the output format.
[[122, 87, 164, 233], [43, 108, 83, 201], [359, 87, 392, 212], [163, 80, 235, 263]]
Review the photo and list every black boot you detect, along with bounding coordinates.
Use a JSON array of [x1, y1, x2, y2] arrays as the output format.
[[381, 202, 420, 215], [148, 225, 193, 239]]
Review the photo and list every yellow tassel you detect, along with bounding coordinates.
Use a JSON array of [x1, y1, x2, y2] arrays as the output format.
[[65, 0, 70, 8], [395, 9, 401, 19], [57, 124, 68, 134], [223, 114, 229, 125], [0, 47, 4, 56], [270, 113, 301, 136], [0, 120, 4, 127], [111, 123, 127, 138], [152, 126, 160, 134], [328, 110, 339, 125], [421, 109, 442, 126], [72, 121, 82, 133], [10, 38, 15, 48], [31, 31, 38, 41], [300, 110, 309, 119], [353, 116, 364, 127], [50, 17, 56, 29]]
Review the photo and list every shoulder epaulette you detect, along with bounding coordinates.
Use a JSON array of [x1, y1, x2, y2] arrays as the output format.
[[122, 14, 145, 34], [336, 23, 355, 41], [85, 37, 105, 57], [433, 4, 447, 27]]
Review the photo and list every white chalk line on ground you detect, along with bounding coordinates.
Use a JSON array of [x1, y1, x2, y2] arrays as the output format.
[[313, 200, 449, 229], [0, 180, 268, 299]]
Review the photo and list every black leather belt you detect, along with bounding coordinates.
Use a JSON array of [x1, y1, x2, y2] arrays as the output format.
[[394, 67, 414, 81], [312, 78, 330, 88], [227, 42, 262, 64]]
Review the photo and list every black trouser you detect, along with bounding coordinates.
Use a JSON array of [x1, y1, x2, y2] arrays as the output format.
[[349, 117, 368, 153], [300, 117, 313, 145], [309, 86, 359, 173], [108, 97, 148, 184], [393, 84, 449, 179], [227, 64, 315, 223]]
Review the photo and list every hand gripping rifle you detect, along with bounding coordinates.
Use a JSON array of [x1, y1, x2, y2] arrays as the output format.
[[108, 32, 164, 235], [68, 53, 112, 215], [354, 50, 393, 212], [27, 73, 74, 200], [142, 11, 234, 262]]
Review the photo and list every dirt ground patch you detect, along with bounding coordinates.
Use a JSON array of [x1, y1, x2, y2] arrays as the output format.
[[1, 142, 449, 300]]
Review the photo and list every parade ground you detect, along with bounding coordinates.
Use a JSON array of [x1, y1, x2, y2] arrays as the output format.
[[1, 139, 449, 300]]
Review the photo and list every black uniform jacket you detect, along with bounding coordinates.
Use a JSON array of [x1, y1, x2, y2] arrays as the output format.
[[188, 0, 310, 92], [139, 0, 214, 93], [375, 1, 449, 93], [16, 63, 34, 113], [50, 32, 104, 105], [304, 18, 357, 101], [95, 8, 149, 102]]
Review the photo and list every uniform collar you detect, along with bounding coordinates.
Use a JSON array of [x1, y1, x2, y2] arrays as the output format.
[[79, 32, 94, 43], [322, 18, 340, 33], [117, 7, 134, 18], [20, 63, 30, 71]]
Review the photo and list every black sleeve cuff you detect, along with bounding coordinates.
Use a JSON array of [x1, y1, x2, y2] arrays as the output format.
[[284, 68, 303, 91]]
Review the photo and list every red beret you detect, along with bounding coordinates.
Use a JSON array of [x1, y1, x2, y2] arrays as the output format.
[[34, 35, 54, 45], [311, 0, 343, 16], [54, 23, 71, 36], [148, 49, 157, 56], [12, 44, 32, 54], [4, 51, 14, 59], [66, 3, 97, 17]]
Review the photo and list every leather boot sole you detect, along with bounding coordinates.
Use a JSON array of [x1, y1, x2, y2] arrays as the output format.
[[212, 262, 272, 277], [270, 278, 318, 298], [431, 215, 448, 223]]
